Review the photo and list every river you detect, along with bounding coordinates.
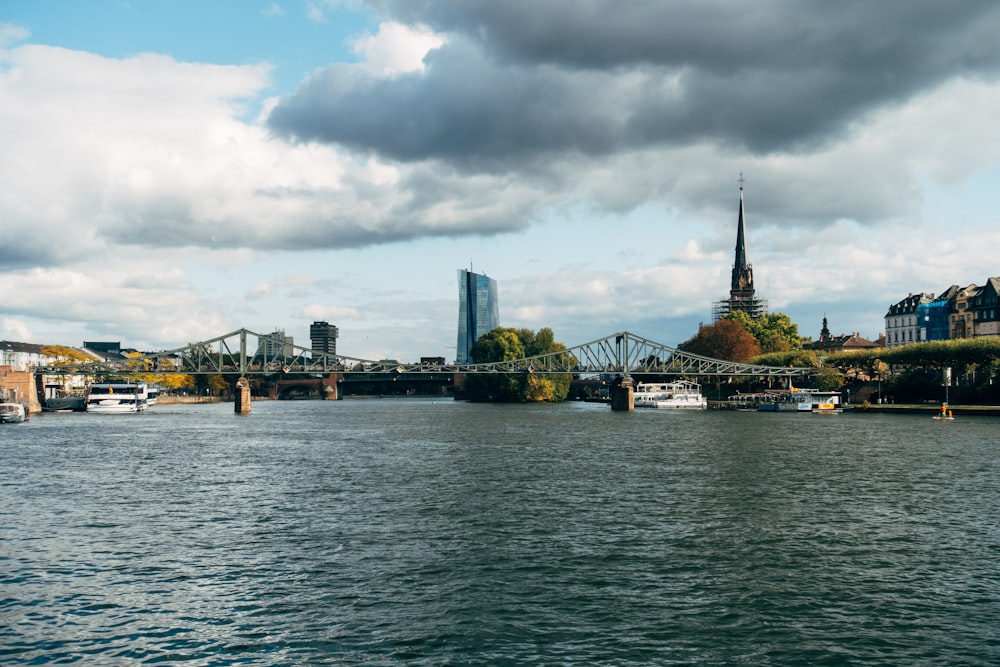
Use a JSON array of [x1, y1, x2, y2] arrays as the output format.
[[2, 399, 999, 665]]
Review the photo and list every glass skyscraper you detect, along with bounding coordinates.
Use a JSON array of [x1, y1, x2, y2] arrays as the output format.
[[456, 268, 500, 364]]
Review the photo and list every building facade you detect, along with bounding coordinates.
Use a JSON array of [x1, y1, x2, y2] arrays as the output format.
[[970, 277, 1000, 337], [456, 268, 500, 364], [255, 330, 295, 359], [310, 321, 339, 356], [713, 179, 768, 321], [886, 277, 1000, 346], [1, 340, 51, 371], [885, 293, 934, 347]]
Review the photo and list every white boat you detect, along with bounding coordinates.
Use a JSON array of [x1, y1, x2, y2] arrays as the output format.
[[634, 380, 707, 410], [0, 402, 26, 423], [86, 382, 149, 413]]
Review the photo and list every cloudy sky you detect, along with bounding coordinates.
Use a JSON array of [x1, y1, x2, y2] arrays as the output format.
[[3, 1, 1000, 361]]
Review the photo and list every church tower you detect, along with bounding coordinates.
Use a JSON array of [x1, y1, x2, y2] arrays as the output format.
[[712, 175, 768, 321]]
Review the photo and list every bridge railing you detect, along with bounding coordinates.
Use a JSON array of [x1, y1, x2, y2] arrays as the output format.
[[32, 329, 815, 379]]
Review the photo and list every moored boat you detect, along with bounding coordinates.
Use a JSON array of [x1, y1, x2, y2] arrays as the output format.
[[634, 380, 707, 410], [0, 402, 26, 423], [43, 395, 86, 412], [86, 382, 149, 413], [757, 388, 843, 413]]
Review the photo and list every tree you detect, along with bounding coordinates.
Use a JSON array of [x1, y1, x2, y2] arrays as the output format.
[[725, 311, 801, 352], [680, 319, 761, 362], [40, 345, 94, 364], [463, 327, 572, 402]]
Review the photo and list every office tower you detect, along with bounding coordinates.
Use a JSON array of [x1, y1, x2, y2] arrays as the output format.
[[310, 321, 339, 356], [456, 268, 500, 363]]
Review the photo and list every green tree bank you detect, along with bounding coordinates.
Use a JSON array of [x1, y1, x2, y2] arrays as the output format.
[[823, 338, 1000, 404], [462, 327, 572, 402]]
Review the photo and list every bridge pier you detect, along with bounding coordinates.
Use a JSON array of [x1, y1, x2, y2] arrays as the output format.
[[610, 376, 634, 412], [234, 377, 251, 414]]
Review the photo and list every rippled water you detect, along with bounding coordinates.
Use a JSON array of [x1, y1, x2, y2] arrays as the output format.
[[2, 399, 999, 665]]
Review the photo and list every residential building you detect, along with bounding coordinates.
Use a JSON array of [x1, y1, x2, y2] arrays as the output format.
[[944, 284, 979, 339], [884, 293, 934, 347], [971, 277, 1000, 337], [712, 178, 768, 321], [1, 340, 50, 371], [83, 341, 126, 361], [310, 321, 339, 356], [917, 289, 953, 343], [456, 268, 500, 364]]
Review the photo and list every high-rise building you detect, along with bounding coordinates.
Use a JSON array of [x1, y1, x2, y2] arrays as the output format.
[[255, 329, 294, 359], [456, 268, 500, 363], [310, 321, 339, 356], [713, 177, 768, 321]]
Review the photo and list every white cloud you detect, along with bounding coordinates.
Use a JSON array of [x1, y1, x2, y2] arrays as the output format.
[[301, 304, 361, 321], [350, 21, 446, 76], [3, 6, 1000, 360], [261, 3, 285, 18], [0, 22, 29, 50], [2, 318, 32, 341]]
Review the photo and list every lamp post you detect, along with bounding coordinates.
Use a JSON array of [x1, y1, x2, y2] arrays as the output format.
[[874, 359, 884, 404], [943, 366, 951, 406]]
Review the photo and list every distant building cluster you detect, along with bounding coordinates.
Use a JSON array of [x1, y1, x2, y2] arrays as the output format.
[[885, 278, 1000, 347], [709, 178, 1000, 352], [803, 317, 880, 351]]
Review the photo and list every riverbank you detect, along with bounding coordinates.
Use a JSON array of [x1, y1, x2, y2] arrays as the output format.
[[156, 395, 222, 405], [707, 400, 1000, 416], [847, 403, 1000, 417]]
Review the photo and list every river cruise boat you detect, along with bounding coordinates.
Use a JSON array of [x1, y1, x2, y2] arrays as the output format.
[[0, 402, 26, 423], [634, 380, 708, 410], [86, 382, 149, 413], [756, 388, 842, 413]]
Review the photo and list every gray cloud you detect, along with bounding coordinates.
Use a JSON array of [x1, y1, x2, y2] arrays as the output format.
[[269, 1, 1000, 164]]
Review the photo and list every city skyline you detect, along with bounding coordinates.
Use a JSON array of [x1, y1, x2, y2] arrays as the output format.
[[2, 2, 1000, 362]]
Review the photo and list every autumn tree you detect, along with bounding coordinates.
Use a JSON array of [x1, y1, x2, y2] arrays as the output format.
[[41, 345, 95, 364], [725, 311, 802, 352], [680, 319, 761, 362]]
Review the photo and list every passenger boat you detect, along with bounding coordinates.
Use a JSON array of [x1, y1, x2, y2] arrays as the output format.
[[86, 382, 149, 413], [0, 402, 26, 423], [756, 388, 843, 413], [634, 380, 707, 410]]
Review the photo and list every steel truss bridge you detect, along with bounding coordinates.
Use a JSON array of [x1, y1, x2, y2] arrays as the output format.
[[33, 329, 814, 380]]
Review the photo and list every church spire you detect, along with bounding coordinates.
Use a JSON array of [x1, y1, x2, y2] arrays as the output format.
[[711, 174, 768, 322], [730, 174, 753, 293]]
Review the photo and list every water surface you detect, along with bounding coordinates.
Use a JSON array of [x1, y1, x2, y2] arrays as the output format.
[[2, 399, 998, 665]]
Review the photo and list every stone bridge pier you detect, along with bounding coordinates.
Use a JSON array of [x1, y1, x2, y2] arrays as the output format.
[[235, 377, 251, 414], [610, 376, 634, 412]]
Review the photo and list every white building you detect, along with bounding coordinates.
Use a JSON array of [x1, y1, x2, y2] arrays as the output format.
[[884, 293, 934, 347]]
